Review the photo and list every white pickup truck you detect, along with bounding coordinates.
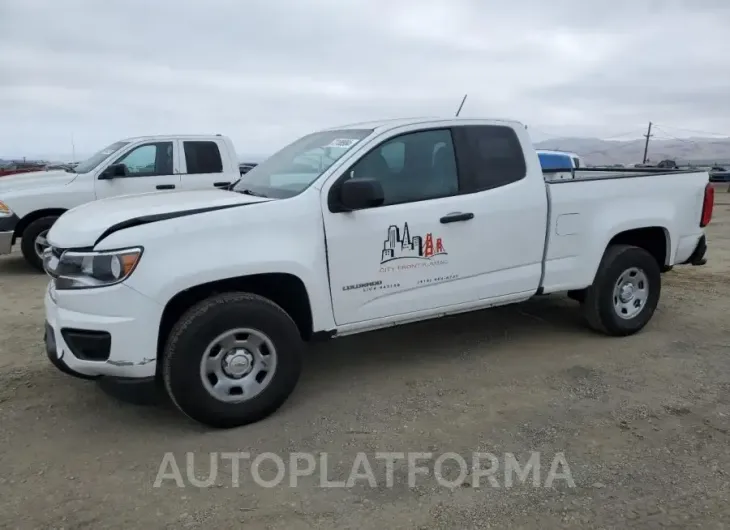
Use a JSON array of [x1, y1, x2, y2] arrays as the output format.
[[0, 134, 241, 271], [41, 117, 713, 429]]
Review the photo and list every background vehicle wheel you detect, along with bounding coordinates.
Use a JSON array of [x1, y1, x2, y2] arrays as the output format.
[[20, 216, 57, 272], [582, 244, 661, 336], [162, 292, 303, 428]]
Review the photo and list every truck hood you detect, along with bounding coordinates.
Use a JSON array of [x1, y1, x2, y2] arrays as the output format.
[[0, 170, 76, 192], [48, 189, 271, 249]]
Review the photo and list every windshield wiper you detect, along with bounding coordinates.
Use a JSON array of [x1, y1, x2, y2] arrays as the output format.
[[237, 188, 268, 198]]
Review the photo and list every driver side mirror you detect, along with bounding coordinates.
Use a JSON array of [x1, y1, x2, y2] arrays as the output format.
[[99, 163, 128, 180], [337, 177, 385, 211]]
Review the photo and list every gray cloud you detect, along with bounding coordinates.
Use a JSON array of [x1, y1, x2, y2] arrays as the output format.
[[1, 0, 729, 159]]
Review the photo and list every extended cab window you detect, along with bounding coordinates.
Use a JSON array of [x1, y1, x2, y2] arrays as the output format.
[[184, 141, 223, 174], [454, 125, 526, 192], [114, 142, 173, 177], [348, 129, 458, 206]]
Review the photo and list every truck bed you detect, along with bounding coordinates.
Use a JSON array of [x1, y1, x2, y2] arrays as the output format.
[[543, 167, 706, 182], [540, 167, 709, 293]]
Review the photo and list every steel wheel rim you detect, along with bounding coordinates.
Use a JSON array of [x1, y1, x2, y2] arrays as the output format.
[[199, 328, 278, 403], [613, 267, 649, 319], [34, 230, 50, 259]]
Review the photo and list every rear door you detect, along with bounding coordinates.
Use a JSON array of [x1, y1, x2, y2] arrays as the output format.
[[178, 140, 232, 190], [447, 125, 547, 301], [95, 141, 180, 199]]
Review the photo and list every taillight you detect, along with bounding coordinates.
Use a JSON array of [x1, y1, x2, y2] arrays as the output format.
[[700, 183, 714, 227]]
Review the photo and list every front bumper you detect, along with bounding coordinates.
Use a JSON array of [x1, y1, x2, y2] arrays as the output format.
[[0, 231, 12, 255], [0, 213, 20, 255], [44, 281, 162, 379]]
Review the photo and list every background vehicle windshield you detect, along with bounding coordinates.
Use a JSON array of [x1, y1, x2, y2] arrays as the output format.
[[73, 141, 130, 174], [233, 129, 373, 198]]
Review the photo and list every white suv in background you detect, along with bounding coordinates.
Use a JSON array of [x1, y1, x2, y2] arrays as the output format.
[[0, 134, 242, 270]]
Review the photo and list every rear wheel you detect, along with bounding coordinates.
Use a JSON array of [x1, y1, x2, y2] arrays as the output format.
[[581, 245, 661, 336], [162, 292, 303, 428], [20, 216, 57, 272]]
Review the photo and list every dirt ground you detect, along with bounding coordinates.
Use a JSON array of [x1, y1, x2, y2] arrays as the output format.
[[1, 191, 729, 529]]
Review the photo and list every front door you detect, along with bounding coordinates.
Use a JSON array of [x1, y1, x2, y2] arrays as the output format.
[[95, 141, 181, 199], [322, 123, 547, 327], [321, 127, 480, 326]]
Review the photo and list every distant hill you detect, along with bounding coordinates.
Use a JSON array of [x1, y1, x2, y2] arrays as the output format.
[[534, 137, 730, 167]]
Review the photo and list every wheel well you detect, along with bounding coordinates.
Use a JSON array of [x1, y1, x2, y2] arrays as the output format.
[[14, 209, 67, 240], [157, 273, 314, 360], [608, 227, 669, 267]]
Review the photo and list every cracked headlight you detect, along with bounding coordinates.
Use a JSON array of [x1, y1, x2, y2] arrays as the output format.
[[44, 247, 143, 290]]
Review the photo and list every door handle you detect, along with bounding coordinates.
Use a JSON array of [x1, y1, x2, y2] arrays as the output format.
[[156, 184, 176, 190], [214, 181, 231, 187], [440, 212, 474, 224]]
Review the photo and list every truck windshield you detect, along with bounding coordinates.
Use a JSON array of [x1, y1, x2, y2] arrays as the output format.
[[73, 141, 130, 174], [232, 129, 373, 198]]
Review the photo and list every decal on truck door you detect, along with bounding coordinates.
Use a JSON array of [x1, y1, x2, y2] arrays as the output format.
[[380, 222, 447, 264], [341, 280, 402, 293], [341, 222, 455, 294]]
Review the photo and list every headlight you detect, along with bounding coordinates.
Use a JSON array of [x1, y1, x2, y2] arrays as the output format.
[[44, 247, 143, 289], [0, 201, 12, 217]]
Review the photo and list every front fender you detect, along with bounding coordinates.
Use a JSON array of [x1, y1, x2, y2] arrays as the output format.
[[99, 199, 335, 332], [3, 181, 93, 219]]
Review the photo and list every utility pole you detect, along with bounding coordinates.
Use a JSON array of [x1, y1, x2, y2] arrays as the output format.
[[642, 122, 653, 164], [455, 94, 468, 117], [71, 134, 76, 163]]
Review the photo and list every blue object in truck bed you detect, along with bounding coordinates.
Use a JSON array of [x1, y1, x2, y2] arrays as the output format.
[[537, 151, 574, 170]]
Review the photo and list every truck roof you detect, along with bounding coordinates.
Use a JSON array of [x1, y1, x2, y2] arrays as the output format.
[[120, 134, 226, 143], [324, 117, 527, 133]]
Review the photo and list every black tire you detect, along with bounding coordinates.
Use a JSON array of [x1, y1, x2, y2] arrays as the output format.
[[581, 245, 661, 336], [162, 292, 303, 428], [20, 216, 58, 272]]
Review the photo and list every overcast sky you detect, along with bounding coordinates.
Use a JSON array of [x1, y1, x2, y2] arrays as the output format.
[[1, 0, 729, 160]]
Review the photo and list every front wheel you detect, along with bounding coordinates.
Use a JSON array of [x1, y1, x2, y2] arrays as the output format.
[[581, 245, 661, 336], [162, 292, 303, 428]]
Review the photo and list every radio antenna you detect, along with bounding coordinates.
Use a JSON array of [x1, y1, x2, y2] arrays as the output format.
[[455, 94, 468, 117]]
